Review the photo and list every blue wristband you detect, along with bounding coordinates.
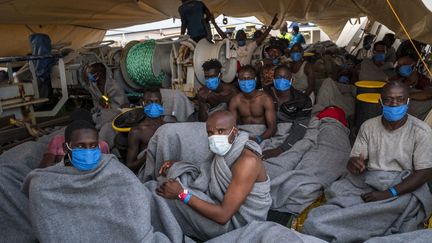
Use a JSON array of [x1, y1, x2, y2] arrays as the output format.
[[183, 193, 192, 204], [389, 186, 398, 197], [255, 135, 263, 144]]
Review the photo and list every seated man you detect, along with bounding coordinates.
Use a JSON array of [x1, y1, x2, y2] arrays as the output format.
[[86, 62, 129, 148], [23, 120, 180, 242], [86, 62, 128, 117], [392, 54, 432, 120], [266, 44, 283, 66], [260, 63, 276, 94], [358, 41, 395, 81], [303, 81, 432, 242], [39, 109, 110, 168], [197, 59, 238, 121], [290, 43, 316, 100], [154, 111, 271, 241], [229, 65, 276, 144], [127, 89, 165, 173], [262, 65, 312, 158]]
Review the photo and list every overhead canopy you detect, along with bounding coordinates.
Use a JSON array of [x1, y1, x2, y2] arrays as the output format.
[[0, 0, 430, 56]]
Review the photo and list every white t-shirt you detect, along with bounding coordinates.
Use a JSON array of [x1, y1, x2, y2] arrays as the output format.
[[232, 41, 258, 66], [351, 115, 432, 171]]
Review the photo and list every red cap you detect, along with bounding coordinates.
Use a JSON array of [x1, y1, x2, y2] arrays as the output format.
[[316, 106, 348, 127]]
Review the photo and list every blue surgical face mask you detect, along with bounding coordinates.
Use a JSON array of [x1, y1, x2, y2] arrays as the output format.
[[291, 52, 302, 62], [237, 40, 246, 47], [87, 73, 97, 83], [238, 79, 256, 93], [272, 58, 280, 65], [338, 75, 350, 84], [373, 53, 386, 62], [205, 76, 220, 91], [144, 103, 164, 118], [274, 78, 292, 91], [399, 65, 414, 77], [67, 144, 101, 171], [381, 100, 409, 122]]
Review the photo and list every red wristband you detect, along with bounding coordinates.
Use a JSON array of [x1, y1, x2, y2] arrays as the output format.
[[178, 189, 188, 202]]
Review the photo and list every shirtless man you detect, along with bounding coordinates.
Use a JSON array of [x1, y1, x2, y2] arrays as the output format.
[[197, 59, 238, 121], [290, 43, 316, 97], [126, 89, 165, 173], [156, 111, 270, 240], [229, 65, 276, 143]]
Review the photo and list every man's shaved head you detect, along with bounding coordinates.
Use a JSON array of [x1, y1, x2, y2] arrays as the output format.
[[206, 111, 238, 140], [207, 111, 236, 128]]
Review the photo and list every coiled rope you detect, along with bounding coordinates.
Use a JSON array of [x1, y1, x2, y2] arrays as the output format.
[[126, 40, 165, 87]]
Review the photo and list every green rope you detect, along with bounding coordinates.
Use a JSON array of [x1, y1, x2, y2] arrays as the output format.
[[126, 40, 165, 87], [126, 92, 144, 97]]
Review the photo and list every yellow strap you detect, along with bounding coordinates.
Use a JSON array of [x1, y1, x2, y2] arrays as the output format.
[[386, 0, 432, 77]]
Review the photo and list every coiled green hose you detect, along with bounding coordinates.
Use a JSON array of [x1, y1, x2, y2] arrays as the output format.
[[126, 40, 165, 87]]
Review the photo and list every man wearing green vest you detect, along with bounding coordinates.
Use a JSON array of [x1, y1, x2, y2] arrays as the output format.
[[277, 23, 292, 43]]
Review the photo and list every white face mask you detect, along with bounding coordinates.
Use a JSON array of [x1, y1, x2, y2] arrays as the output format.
[[208, 128, 235, 156]]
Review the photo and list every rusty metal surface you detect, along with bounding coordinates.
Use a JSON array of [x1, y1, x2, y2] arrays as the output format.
[[0, 115, 71, 154]]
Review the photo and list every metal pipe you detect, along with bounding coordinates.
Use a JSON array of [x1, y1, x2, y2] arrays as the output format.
[[0, 54, 62, 64]]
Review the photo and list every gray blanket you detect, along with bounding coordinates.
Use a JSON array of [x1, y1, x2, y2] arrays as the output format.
[[238, 123, 292, 151], [302, 170, 432, 243], [145, 131, 271, 241], [0, 141, 46, 243], [23, 154, 185, 243], [358, 59, 395, 81], [206, 221, 328, 243], [312, 78, 356, 117], [161, 89, 195, 122], [365, 229, 432, 243], [266, 117, 351, 214], [138, 122, 212, 182], [409, 99, 432, 121]]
